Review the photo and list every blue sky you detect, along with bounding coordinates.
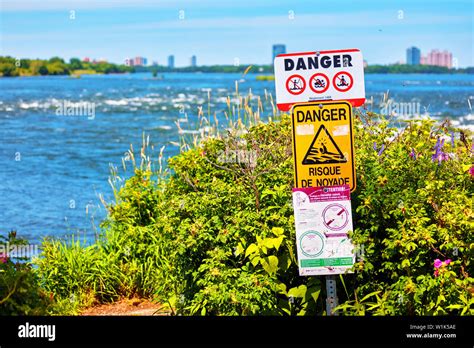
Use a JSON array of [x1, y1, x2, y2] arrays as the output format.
[[1, 0, 472, 67]]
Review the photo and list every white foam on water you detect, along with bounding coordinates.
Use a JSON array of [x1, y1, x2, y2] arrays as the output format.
[[19, 101, 40, 109], [463, 114, 474, 121], [179, 129, 199, 134], [104, 100, 128, 106]]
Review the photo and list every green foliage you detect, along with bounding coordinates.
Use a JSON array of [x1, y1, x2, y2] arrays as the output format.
[[0, 231, 52, 315], [35, 237, 121, 311], [69, 57, 83, 70], [340, 112, 473, 315], [0, 55, 133, 77], [46, 61, 70, 75], [0, 56, 19, 77], [32, 102, 473, 315]]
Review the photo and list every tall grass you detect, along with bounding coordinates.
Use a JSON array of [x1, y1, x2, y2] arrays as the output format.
[[34, 82, 278, 314]]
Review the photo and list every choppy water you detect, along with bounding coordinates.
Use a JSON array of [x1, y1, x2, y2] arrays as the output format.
[[1, 72, 473, 243]]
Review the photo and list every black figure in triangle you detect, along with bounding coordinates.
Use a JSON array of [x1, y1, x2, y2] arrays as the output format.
[[302, 125, 347, 164]]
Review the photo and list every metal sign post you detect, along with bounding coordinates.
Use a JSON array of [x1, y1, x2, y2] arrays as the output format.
[[325, 275, 338, 316]]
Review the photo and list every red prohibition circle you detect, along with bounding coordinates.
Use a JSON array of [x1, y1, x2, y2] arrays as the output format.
[[333, 71, 353, 92], [309, 73, 330, 94], [286, 74, 306, 95]]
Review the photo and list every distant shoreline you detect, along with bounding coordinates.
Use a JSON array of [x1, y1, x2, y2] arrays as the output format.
[[0, 57, 474, 81], [1, 55, 473, 78], [1, 70, 472, 79]]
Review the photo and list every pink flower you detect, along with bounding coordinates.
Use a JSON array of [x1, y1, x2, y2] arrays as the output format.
[[433, 258, 452, 277], [0, 253, 8, 264], [469, 166, 474, 177]]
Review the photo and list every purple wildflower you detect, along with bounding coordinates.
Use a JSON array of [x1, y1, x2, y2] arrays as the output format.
[[444, 259, 452, 266], [409, 148, 416, 159], [434, 259, 443, 269], [432, 138, 449, 165], [470, 166, 474, 177], [374, 142, 385, 156], [378, 144, 385, 156]]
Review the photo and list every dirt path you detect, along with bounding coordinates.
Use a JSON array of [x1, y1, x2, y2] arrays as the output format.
[[81, 298, 169, 316]]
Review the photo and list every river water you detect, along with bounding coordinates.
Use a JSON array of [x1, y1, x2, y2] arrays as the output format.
[[1, 73, 473, 243]]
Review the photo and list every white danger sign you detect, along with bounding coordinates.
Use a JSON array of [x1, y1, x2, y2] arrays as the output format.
[[274, 49, 365, 111]]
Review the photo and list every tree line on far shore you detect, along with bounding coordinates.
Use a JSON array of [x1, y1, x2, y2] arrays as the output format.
[[1, 55, 473, 77], [0, 56, 133, 77]]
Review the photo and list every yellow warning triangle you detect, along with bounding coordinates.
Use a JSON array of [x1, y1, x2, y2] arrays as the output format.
[[302, 125, 347, 164]]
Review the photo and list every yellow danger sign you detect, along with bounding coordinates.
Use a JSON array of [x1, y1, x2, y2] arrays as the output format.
[[291, 101, 356, 191]]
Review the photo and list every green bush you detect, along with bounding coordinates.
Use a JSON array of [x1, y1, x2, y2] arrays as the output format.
[[34, 108, 473, 315], [339, 114, 473, 315], [0, 231, 52, 315]]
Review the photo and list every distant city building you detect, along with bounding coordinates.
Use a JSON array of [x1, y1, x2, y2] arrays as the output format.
[[133, 57, 147, 66], [83, 57, 90, 63], [363, 60, 368, 68], [422, 49, 452, 68], [190, 55, 197, 67], [168, 55, 175, 69], [151, 61, 159, 66], [125, 58, 134, 66], [272, 44, 286, 62], [406, 46, 421, 65]]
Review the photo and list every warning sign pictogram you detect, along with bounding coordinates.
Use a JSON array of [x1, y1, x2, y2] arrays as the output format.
[[333, 71, 353, 92], [302, 125, 346, 165], [291, 101, 356, 191], [286, 74, 306, 95], [322, 203, 349, 231], [309, 73, 329, 94]]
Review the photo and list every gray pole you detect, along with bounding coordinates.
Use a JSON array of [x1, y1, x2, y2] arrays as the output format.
[[325, 275, 338, 316]]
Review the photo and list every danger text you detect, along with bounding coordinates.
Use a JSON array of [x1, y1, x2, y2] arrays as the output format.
[[296, 108, 347, 123]]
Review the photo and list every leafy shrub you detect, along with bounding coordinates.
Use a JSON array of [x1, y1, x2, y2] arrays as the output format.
[[0, 231, 52, 315], [34, 107, 473, 316], [150, 117, 323, 315], [339, 114, 473, 315]]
